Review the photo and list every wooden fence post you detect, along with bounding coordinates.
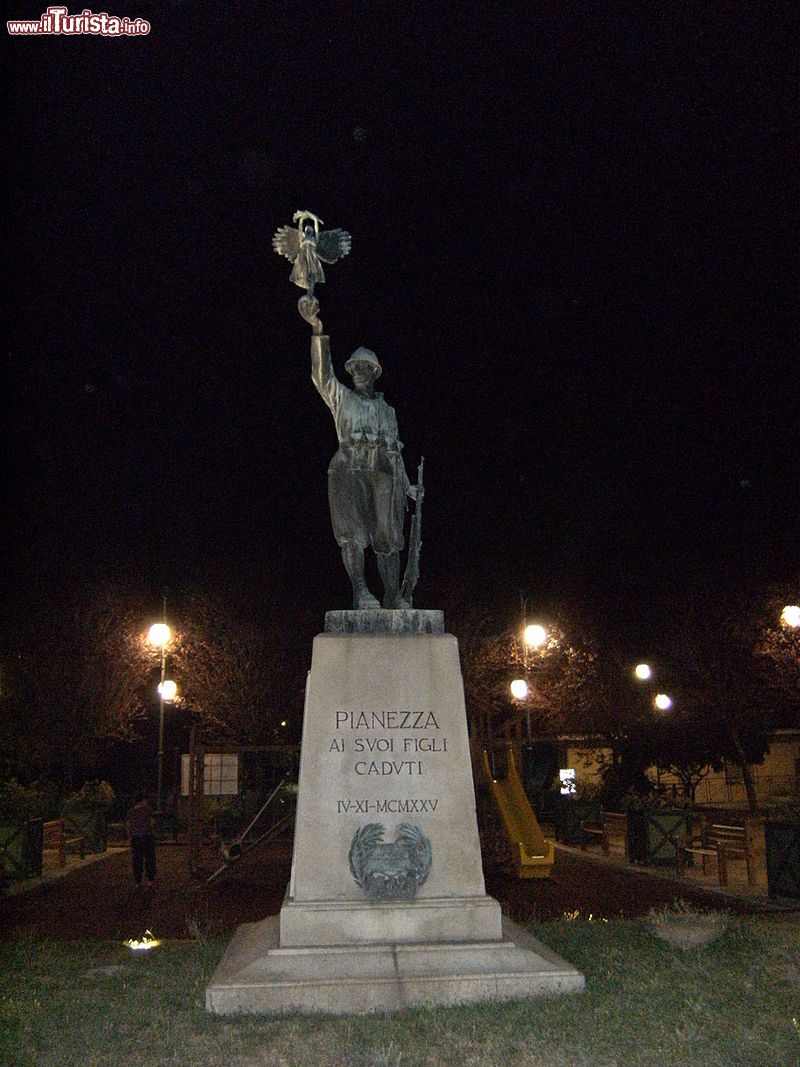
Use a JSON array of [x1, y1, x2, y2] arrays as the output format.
[[744, 814, 764, 889]]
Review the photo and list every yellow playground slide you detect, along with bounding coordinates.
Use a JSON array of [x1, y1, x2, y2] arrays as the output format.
[[482, 747, 555, 879]]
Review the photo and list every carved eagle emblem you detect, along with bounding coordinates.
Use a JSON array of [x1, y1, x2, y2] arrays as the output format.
[[348, 822, 433, 901]]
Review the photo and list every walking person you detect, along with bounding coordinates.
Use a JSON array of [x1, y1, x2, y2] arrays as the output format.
[[126, 791, 157, 891]]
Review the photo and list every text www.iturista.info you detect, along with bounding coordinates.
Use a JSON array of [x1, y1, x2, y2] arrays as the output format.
[[8, 5, 150, 35]]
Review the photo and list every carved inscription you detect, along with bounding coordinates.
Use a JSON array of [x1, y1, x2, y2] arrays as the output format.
[[335, 711, 440, 730], [330, 709, 448, 814], [337, 798, 439, 814]]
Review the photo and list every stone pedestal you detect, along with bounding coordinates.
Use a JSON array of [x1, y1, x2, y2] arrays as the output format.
[[206, 621, 584, 1014]]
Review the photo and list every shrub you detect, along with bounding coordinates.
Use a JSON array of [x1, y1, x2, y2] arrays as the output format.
[[765, 796, 800, 822], [622, 787, 694, 812], [646, 898, 730, 949], [646, 898, 728, 925], [0, 778, 43, 824], [62, 779, 115, 812]]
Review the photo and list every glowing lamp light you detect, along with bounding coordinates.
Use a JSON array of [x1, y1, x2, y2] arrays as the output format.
[[148, 622, 171, 647], [157, 679, 177, 701], [524, 624, 547, 648], [125, 930, 160, 951], [510, 678, 529, 700], [654, 693, 673, 711], [634, 663, 652, 681], [781, 605, 800, 629], [280, 720, 287, 727]]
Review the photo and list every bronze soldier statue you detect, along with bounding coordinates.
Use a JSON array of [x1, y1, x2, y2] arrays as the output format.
[[298, 293, 422, 610]]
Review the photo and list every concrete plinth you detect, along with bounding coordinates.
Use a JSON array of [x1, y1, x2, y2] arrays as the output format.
[[207, 915, 584, 1015], [206, 628, 584, 1014]]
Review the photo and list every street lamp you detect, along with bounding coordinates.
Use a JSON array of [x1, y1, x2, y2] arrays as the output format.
[[148, 601, 173, 818], [513, 599, 555, 739], [654, 693, 673, 711], [510, 678, 529, 700], [148, 622, 171, 648], [634, 662, 652, 681], [780, 605, 800, 629], [158, 679, 178, 701], [523, 624, 547, 649]]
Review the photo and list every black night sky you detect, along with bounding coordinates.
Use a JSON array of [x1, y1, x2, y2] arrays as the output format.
[[7, 2, 798, 648]]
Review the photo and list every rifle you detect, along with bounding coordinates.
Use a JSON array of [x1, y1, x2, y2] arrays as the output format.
[[400, 458, 424, 607]]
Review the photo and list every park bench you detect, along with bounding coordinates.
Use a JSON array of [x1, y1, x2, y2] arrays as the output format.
[[677, 821, 755, 887], [43, 819, 86, 867], [580, 811, 628, 858], [579, 818, 608, 854], [603, 811, 629, 858]]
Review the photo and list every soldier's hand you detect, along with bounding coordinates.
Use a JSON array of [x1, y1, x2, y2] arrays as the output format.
[[298, 294, 323, 334], [408, 484, 424, 503]]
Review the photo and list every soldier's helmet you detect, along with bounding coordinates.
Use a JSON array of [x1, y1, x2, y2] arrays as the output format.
[[345, 347, 382, 379]]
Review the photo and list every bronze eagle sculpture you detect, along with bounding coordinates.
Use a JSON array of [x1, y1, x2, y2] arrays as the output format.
[[349, 822, 433, 901], [273, 210, 352, 295]]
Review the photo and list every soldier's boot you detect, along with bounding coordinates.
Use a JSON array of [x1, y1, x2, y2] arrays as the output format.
[[377, 551, 410, 610], [341, 543, 380, 610]]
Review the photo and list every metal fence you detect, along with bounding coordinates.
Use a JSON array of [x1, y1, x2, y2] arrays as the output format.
[[694, 774, 798, 807]]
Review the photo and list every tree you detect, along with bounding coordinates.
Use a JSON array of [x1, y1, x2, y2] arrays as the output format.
[[754, 585, 800, 706], [661, 590, 786, 814], [646, 710, 724, 801], [0, 567, 304, 786], [464, 614, 663, 805], [443, 601, 575, 743], [441, 584, 654, 792], [0, 577, 152, 785], [168, 584, 297, 745]]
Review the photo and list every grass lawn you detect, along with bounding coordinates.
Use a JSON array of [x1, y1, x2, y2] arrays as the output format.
[[1, 917, 797, 1066]]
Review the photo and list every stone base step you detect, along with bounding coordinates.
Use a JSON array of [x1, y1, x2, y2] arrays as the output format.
[[206, 915, 585, 1015], [280, 893, 503, 946]]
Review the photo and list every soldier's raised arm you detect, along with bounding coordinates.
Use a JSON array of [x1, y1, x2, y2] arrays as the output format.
[[299, 294, 342, 414]]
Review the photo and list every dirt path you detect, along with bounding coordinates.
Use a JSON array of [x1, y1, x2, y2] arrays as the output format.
[[0, 841, 770, 942]]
